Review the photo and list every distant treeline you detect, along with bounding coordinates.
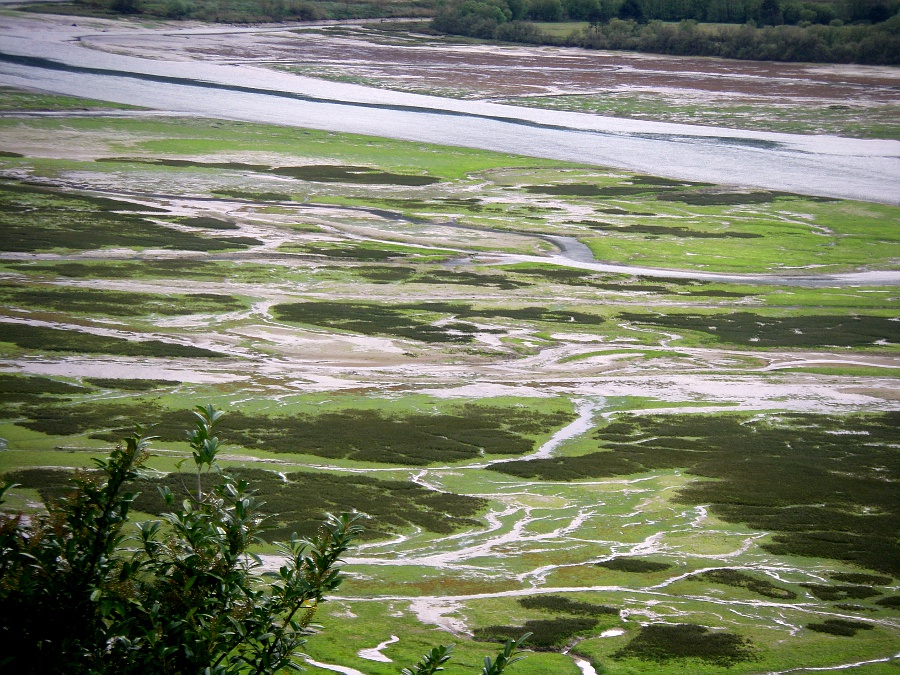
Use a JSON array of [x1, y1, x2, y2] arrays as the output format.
[[432, 0, 900, 64]]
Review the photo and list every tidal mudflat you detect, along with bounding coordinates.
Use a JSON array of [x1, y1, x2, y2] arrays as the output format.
[[0, 15, 898, 675]]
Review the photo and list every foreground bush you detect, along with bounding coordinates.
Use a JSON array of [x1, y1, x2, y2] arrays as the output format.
[[0, 405, 528, 674]]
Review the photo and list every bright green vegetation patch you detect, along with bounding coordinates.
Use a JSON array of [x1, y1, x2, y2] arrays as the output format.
[[620, 311, 899, 348], [612, 623, 756, 667], [348, 265, 531, 289], [806, 619, 875, 637], [0, 86, 137, 112], [518, 595, 618, 616], [696, 568, 797, 600], [0, 323, 224, 358], [3, 466, 486, 542], [0, 181, 259, 253], [0, 284, 245, 318], [98, 158, 441, 186], [579, 219, 762, 239], [493, 412, 900, 576], [272, 301, 603, 343], [8, 401, 572, 466], [595, 557, 671, 573]]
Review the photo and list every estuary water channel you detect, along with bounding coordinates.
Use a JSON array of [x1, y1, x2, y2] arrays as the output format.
[[1, 16, 899, 204]]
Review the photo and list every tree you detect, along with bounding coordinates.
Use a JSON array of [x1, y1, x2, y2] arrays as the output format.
[[0, 405, 530, 675], [618, 0, 646, 21]]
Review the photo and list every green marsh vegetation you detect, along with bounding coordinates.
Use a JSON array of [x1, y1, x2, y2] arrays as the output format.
[[494, 412, 900, 575], [0, 181, 260, 253], [0, 284, 246, 318], [1, 86, 899, 672], [0, 323, 226, 358]]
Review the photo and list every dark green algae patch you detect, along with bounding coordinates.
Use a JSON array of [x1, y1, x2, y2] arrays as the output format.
[[0, 181, 259, 253], [621, 311, 899, 348], [493, 412, 900, 576], [0, 323, 225, 358], [96, 158, 440, 186], [4, 466, 487, 542], [271, 301, 604, 343], [4, 401, 572, 466]]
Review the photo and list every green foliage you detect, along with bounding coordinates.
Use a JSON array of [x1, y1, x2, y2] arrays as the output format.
[[0, 431, 152, 673], [0, 408, 364, 674], [482, 634, 532, 674], [0, 405, 533, 675], [595, 557, 671, 573], [612, 623, 756, 666], [402, 644, 454, 675]]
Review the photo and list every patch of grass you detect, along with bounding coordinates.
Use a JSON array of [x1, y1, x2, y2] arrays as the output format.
[[0, 323, 224, 358], [612, 623, 756, 666], [806, 619, 875, 637], [0, 86, 137, 112], [696, 568, 797, 600], [578, 220, 762, 239], [518, 595, 618, 616], [620, 311, 899, 348], [595, 557, 672, 573], [474, 618, 599, 650]]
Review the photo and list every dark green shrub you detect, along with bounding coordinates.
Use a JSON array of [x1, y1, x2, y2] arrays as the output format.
[[613, 623, 756, 666]]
